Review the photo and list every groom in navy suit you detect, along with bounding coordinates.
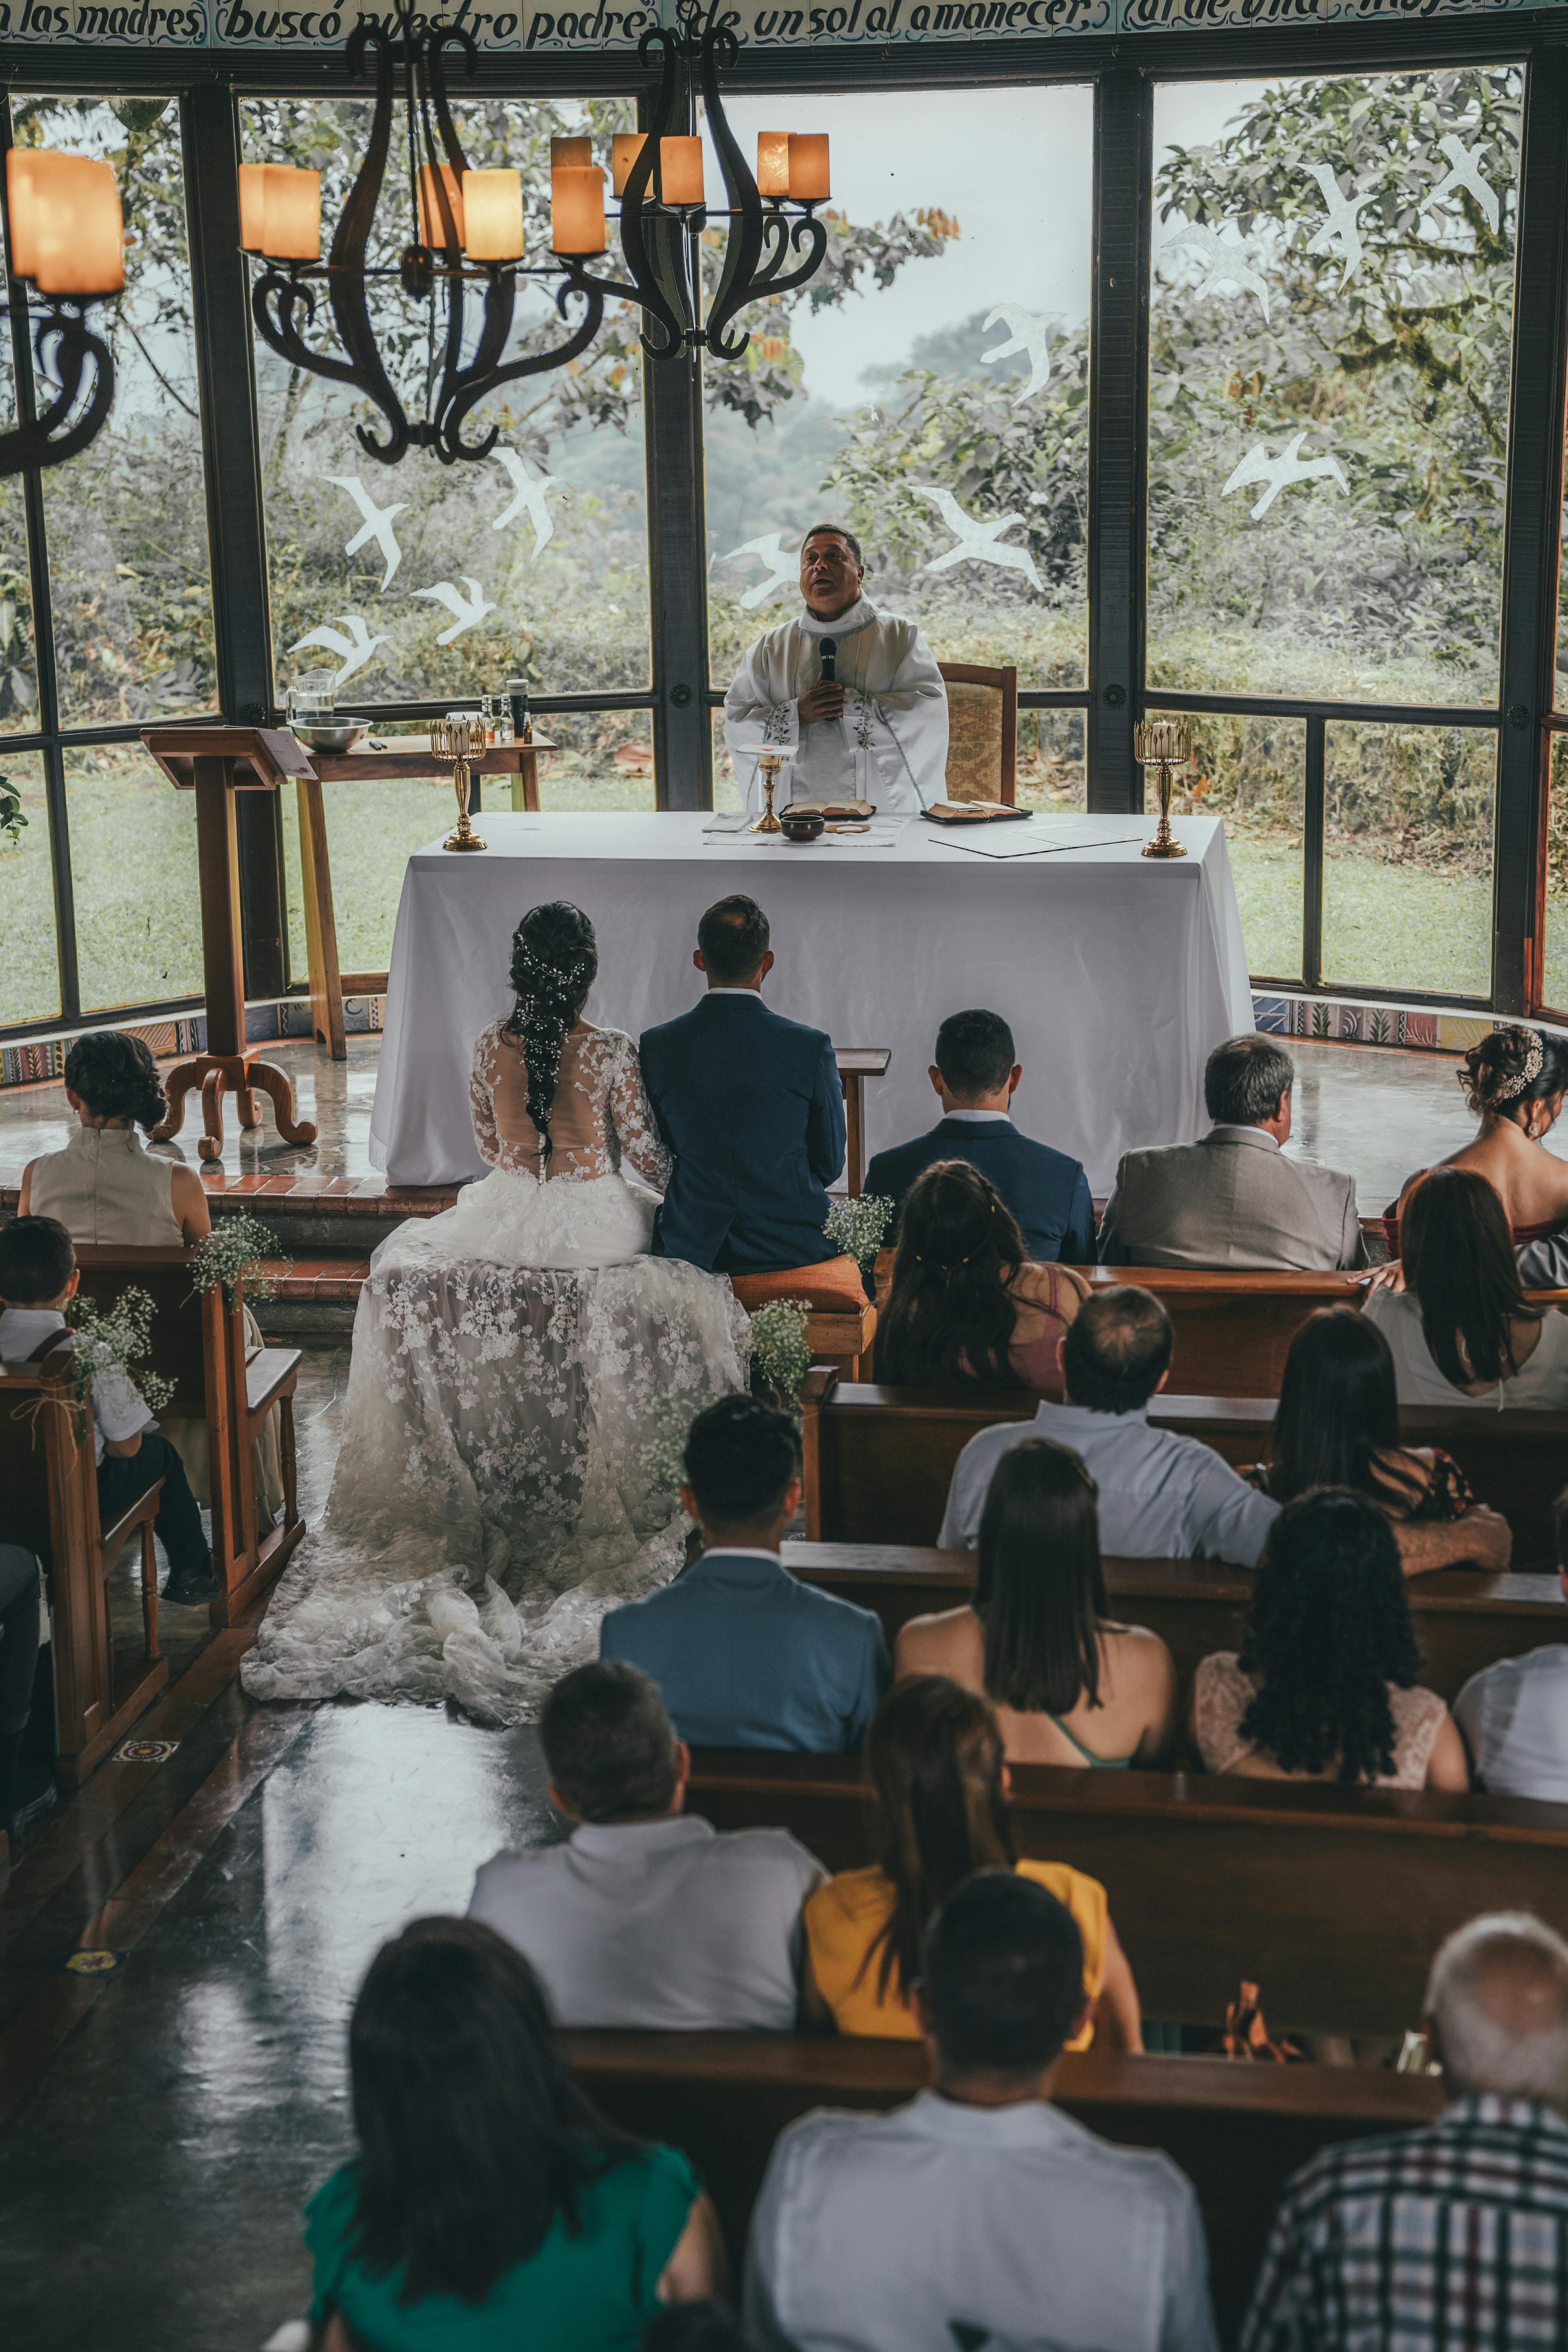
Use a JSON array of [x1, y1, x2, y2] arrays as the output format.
[[640, 895, 846, 1274]]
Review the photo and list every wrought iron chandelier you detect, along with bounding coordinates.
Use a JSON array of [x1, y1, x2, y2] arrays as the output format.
[[240, 0, 831, 468], [0, 148, 124, 478]]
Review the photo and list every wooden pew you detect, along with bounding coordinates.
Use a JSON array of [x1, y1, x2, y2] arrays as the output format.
[[683, 1748, 1568, 2041], [70, 1245, 304, 1625], [800, 1372, 1568, 1567], [0, 1356, 167, 1784], [781, 1539, 1568, 1702], [564, 2032, 1444, 2346]]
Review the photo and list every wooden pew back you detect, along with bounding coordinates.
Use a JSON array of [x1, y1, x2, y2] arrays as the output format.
[[685, 1748, 1568, 2039], [564, 2032, 1444, 2347]]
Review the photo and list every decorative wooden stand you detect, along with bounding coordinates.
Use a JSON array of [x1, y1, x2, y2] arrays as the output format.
[[142, 727, 322, 1163]]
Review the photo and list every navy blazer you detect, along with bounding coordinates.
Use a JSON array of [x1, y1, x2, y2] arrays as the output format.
[[640, 993, 847, 1274], [866, 1114, 1096, 1266]]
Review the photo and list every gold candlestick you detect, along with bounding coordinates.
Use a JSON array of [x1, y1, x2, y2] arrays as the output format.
[[750, 752, 785, 833], [1134, 717, 1190, 860], [433, 715, 486, 852]]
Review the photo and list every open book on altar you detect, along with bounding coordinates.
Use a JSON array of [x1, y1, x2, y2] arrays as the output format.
[[782, 798, 876, 819], [921, 800, 1033, 825]]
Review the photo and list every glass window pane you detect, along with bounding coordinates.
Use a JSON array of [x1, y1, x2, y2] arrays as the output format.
[[243, 97, 649, 710], [1543, 734, 1568, 1016], [0, 754, 57, 1027], [1320, 721, 1495, 998], [1148, 69, 1520, 706], [706, 86, 1092, 696], [1019, 710, 1086, 813], [66, 743, 203, 1013], [13, 96, 217, 729], [0, 271, 38, 740], [1149, 708, 1306, 982]]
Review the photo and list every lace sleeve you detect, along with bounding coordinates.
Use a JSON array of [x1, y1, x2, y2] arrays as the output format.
[[470, 1024, 503, 1168], [608, 1033, 672, 1189]]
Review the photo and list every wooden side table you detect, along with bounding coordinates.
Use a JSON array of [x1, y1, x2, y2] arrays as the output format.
[[142, 727, 321, 1161]]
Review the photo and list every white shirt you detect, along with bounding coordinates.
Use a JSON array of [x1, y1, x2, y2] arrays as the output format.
[[467, 1811, 823, 2030], [0, 1303, 155, 1466], [943, 1108, 1012, 1124], [939, 1397, 1279, 1567], [744, 2088, 1219, 2352], [724, 595, 949, 814], [1364, 1289, 1568, 1410], [1455, 1644, 1568, 1801]]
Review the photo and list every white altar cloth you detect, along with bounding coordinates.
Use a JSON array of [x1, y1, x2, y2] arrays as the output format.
[[369, 811, 1254, 1194]]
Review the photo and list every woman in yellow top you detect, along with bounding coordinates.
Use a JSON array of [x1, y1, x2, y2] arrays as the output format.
[[802, 1675, 1143, 2050]]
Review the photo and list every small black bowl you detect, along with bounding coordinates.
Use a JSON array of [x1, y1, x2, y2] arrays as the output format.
[[779, 810, 825, 844]]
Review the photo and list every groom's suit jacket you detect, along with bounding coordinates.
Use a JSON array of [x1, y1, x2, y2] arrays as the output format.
[[640, 992, 846, 1274]]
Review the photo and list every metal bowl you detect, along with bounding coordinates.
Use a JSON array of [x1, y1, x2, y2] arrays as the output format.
[[779, 810, 825, 844], [292, 721, 365, 753]]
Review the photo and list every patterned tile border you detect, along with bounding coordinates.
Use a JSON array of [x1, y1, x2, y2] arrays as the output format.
[[1250, 996, 1568, 1055], [0, 995, 384, 1091]]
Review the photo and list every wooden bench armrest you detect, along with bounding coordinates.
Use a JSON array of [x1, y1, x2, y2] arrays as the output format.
[[801, 1365, 841, 1407], [246, 1346, 302, 1418], [100, 1475, 163, 1562]]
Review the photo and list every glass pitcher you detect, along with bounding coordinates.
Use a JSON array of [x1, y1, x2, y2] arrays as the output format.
[[286, 671, 337, 729]]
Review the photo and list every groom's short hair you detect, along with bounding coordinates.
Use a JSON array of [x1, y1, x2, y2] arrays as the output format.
[[685, 1395, 801, 1526], [698, 894, 770, 984], [936, 1009, 1015, 1100]]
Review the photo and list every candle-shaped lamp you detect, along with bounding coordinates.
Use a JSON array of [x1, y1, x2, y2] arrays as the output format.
[[418, 161, 465, 250], [236, 162, 320, 262], [6, 149, 58, 278], [659, 136, 705, 207], [551, 135, 593, 169], [756, 132, 790, 199], [551, 163, 605, 256], [611, 132, 647, 197], [237, 161, 269, 255], [787, 134, 831, 201], [462, 168, 524, 262], [31, 157, 125, 297]]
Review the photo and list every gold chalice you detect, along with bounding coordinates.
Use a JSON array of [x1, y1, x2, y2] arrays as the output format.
[[433, 714, 486, 852], [750, 751, 785, 834], [1134, 717, 1190, 860]]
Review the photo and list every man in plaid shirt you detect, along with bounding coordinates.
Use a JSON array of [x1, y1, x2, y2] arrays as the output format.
[[1243, 1913, 1568, 2351]]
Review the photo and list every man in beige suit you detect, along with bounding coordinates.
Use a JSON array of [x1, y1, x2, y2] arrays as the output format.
[[1097, 1035, 1365, 1270]]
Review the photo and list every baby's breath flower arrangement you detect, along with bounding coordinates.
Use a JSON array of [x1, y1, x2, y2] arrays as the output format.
[[823, 1193, 894, 1272], [188, 1214, 290, 1308], [65, 1287, 174, 1443], [745, 1299, 813, 1410]]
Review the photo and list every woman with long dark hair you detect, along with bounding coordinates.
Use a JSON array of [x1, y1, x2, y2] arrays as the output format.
[[1190, 1489, 1469, 1790], [1364, 1166, 1568, 1408], [802, 1674, 1142, 2046], [304, 1918, 723, 2348], [1385, 1024, 1568, 1253], [244, 902, 748, 1725], [876, 1161, 1088, 1393], [892, 1439, 1178, 1766]]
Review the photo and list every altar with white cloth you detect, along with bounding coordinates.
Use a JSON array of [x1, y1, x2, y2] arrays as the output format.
[[369, 810, 1255, 1194]]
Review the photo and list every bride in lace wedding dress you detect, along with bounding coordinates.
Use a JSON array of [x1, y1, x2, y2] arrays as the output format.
[[243, 902, 750, 1723]]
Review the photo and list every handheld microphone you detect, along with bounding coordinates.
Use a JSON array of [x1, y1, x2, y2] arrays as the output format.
[[819, 639, 837, 684]]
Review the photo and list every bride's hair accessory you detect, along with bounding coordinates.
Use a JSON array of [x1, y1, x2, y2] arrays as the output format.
[[1495, 1036, 1545, 1101], [505, 901, 599, 1161], [1461, 1024, 1555, 1118]]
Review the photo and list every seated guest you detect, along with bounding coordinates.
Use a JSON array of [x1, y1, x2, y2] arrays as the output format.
[[0, 1216, 215, 1607], [803, 1674, 1142, 2048], [600, 1397, 889, 1751], [724, 523, 948, 815], [865, 1009, 1094, 1264], [1098, 1033, 1365, 1269], [640, 896, 846, 1274], [747, 1872, 1217, 2352], [1242, 1912, 1568, 2352], [1454, 1486, 1568, 1801], [1241, 1306, 1512, 1574], [1190, 1489, 1469, 1791], [303, 1916, 725, 2349], [1388, 1023, 1568, 1257], [468, 1661, 821, 2030], [895, 1439, 1178, 1767], [0, 1546, 51, 1847], [1365, 1166, 1568, 1408], [875, 1163, 1088, 1395], [939, 1285, 1279, 1566]]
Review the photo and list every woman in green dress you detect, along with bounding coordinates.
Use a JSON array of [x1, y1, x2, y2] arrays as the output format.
[[305, 1916, 726, 2351]]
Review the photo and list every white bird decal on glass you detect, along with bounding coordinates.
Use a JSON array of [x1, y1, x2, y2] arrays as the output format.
[[1160, 215, 1273, 324], [719, 531, 800, 610], [1428, 133, 1500, 234], [1303, 163, 1372, 292], [288, 614, 394, 687], [325, 474, 409, 591], [913, 488, 1042, 592], [491, 450, 567, 560], [979, 305, 1059, 405], [411, 577, 499, 645], [1221, 430, 1349, 520]]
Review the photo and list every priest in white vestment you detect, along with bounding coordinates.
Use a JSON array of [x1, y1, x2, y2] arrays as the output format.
[[724, 524, 949, 814]]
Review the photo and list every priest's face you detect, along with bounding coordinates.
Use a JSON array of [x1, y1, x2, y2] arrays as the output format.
[[800, 532, 864, 620]]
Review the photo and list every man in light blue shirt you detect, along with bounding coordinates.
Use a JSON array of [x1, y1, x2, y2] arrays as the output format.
[[601, 1395, 889, 1751], [1453, 1486, 1568, 1801], [939, 1285, 1279, 1566]]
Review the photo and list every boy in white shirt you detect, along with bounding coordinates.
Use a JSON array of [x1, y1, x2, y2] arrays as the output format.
[[0, 1215, 215, 1607]]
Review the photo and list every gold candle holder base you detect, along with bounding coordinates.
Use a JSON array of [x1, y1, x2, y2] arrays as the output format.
[[1134, 717, 1190, 860], [433, 715, 486, 852], [750, 753, 784, 833]]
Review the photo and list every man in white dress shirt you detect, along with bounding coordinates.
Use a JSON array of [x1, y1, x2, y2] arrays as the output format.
[[744, 1869, 1219, 2352], [724, 524, 949, 814]]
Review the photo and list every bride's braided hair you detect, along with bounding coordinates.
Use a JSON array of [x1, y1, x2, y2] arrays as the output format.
[[504, 901, 599, 1162]]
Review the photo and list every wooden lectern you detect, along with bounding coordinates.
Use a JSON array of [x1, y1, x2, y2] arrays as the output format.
[[142, 727, 322, 1162]]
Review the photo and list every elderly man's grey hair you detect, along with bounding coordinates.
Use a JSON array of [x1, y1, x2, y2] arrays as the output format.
[[1426, 1913, 1568, 2102]]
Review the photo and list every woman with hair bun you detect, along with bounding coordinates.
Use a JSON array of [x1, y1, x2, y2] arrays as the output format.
[[21, 1029, 207, 1244], [1384, 1024, 1568, 1255], [244, 901, 748, 1725]]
